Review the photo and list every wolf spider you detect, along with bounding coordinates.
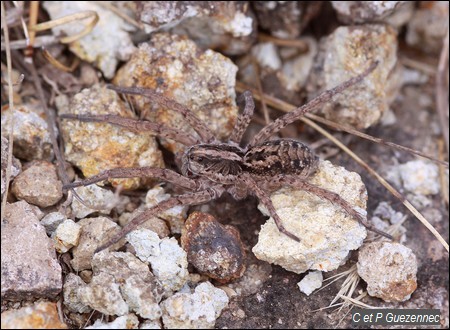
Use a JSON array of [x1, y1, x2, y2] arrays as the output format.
[[62, 61, 392, 252]]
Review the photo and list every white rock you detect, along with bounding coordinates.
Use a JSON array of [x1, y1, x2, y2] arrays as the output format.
[[86, 314, 139, 329], [279, 37, 318, 91], [139, 319, 162, 329], [80, 251, 164, 318], [127, 229, 189, 293], [161, 282, 229, 329], [41, 212, 66, 235], [297, 271, 323, 296], [63, 273, 91, 314], [43, 1, 136, 79], [144, 186, 188, 234], [398, 160, 440, 195], [373, 201, 405, 225], [80, 272, 129, 316], [71, 217, 122, 271], [52, 219, 81, 253], [309, 24, 399, 129], [253, 160, 367, 274], [357, 242, 418, 302], [251, 42, 282, 71], [71, 184, 116, 218]]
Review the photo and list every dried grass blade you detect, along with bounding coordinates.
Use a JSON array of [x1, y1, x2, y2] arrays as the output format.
[[1, 2, 16, 222], [31, 10, 99, 44]]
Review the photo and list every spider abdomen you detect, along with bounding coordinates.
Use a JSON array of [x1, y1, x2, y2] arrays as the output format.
[[243, 139, 319, 178]]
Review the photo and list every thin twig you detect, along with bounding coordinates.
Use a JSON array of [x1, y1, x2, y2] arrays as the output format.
[[251, 58, 270, 125], [1, 35, 59, 51], [436, 31, 449, 155], [337, 294, 386, 309], [94, 1, 144, 29], [236, 81, 449, 252], [31, 10, 99, 44], [41, 48, 80, 72], [25, 1, 39, 57], [258, 33, 309, 52], [400, 56, 437, 76], [1, 2, 16, 222]]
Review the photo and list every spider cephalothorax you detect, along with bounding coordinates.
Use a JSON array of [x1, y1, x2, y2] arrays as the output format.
[[61, 61, 391, 252], [181, 144, 245, 183]]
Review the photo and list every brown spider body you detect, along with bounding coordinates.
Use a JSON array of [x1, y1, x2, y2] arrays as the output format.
[[182, 139, 318, 182], [243, 139, 319, 178], [61, 61, 392, 251]]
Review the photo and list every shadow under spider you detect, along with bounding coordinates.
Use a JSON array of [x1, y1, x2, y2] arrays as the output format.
[[60, 61, 392, 252]]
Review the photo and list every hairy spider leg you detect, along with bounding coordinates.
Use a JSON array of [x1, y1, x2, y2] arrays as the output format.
[[249, 61, 379, 146], [107, 85, 215, 143], [60, 113, 198, 146], [241, 174, 301, 242], [96, 187, 223, 252], [229, 90, 255, 145], [63, 167, 198, 191]]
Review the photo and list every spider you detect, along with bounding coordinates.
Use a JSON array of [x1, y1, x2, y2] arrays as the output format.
[[61, 61, 392, 252]]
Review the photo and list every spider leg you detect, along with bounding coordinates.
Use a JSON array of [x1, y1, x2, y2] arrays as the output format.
[[107, 85, 215, 143], [60, 113, 199, 146], [240, 174, 301, 242], [229, 91, 255, 145], [63, 167, 198, 191], [249, 61, 379, 146], [279, 176, 393, 239], [96, 186, 223, 252]]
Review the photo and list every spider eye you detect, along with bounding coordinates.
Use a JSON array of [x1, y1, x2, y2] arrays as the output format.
[[196, 156, 203, 162]]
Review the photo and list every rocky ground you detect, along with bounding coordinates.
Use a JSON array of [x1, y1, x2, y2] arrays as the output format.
[[1, 1, 448, 329]]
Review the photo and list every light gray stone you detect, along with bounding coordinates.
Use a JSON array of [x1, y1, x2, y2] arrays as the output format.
[[1, 201, 62, 300], [253, 160, 368, 274], [357, 241, 418, 302]]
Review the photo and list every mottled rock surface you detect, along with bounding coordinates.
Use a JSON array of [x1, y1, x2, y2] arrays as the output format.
[[114, 33, 238, 154], [161, 282, 229, 329], [297, 271, 323, 296], [308, 24, 400, 129], [11, 160, 63, 208], [181, 212, 246, 283], [52, 219, 82, 253], [357, 242, 418, 302], [253, 160, 368, 274], [127, 229, 188, 293], [43, 1, 136, 78], [79, 251, 164, 319], [1, 136, 21, 196], [137, 2, 255, 55], [1, 104, 54, 160], [70, 217, 122, 271], [0, 301, 67, 329], [59, 84, 164, 190], [331, 1, 407, 24], [1, 201, 62, 300]]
